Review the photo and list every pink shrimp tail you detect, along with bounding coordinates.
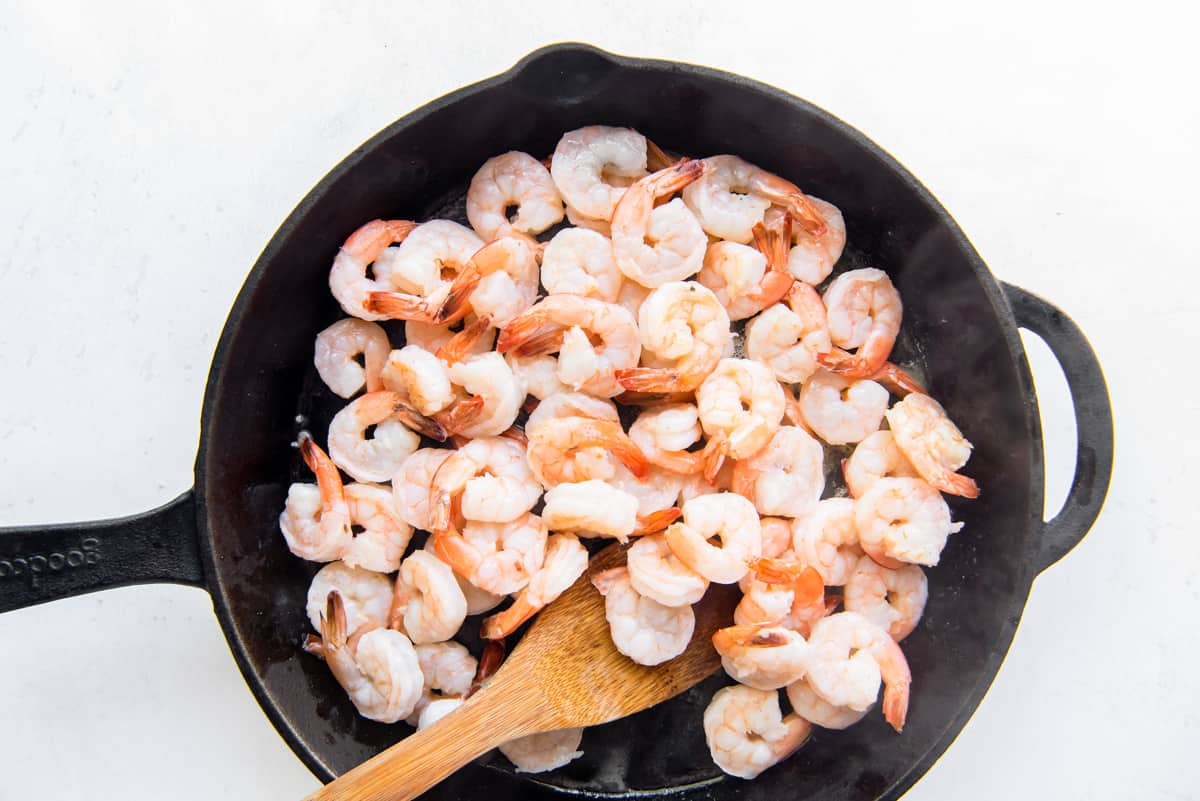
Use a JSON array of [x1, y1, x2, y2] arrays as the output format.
[[615, 367, 688, 393], [496, 309, 559, 355], [320, 590, 349, 648], [480, 595, 538, 640], [701, 433, 729, 484], [788, 194, 830, 238], [929, 469, 980, 499], [870, 362, 927, 397], [436, 314, 493, 364], [469, 639, 507, 696], [341, 219, 417, 262], [646, 158, 705, 196], [883, 681, 910, 733], [435, 396, 486, 436], [645, 139, 679, 171], [633, 507, 682, 536]]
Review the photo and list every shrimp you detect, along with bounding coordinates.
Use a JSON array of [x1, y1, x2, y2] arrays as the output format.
[[817, 268, 902, 379], [417, 697, 464, 730], [682, 155, 827, 243], [391, 448, 452, 531], [314, 319, 390, 398], [505, 351, 565, 400], [713, 624, 810, 690], [405, 316, 495, 357], [328, 219, 418, 321], [843, 430, 920, 498], [677, 457, 734, 504], [405, 640, 477, 725], [328, 390, 443, 483], [499, 727, 585, 773], [744, 282, 831, 384], [444, 353, 523, 438], [731, 426, 824, 518], [379, 345, 454, 416], [550, 125, 648, 221], [696, 358, 785, 465], [697, 217, 795, 322], [665, 492, 762, 584], [798, 370, 888, 446], [341, 483, 413, 573], [481, 533, 588, 639], [389, 550, 468, 644], [614, 281, 731, 393], [609, 462, 683, 518], [885, 393, 979, 498], [615, 279, 651, 319], [540, 227, 622, 302], [429, 437, 541, 532], [734, 557, 828, 635], [432, 513, 547, 596], [318, 591, 424, 723], [628, 403, 710, 474], [626, 532, 709, 607], [791, 498, 863, 586], [843, 555, 928, 641], [363, 221, 485, 326], [776, 196, 845, 285], [467, 151, 564, 241], [280, 433, 352, 561], [305, 561, 393, 635], [759, 517, 794, 559], [496, 294, 640, 397], [785, 677, 868, 730], [702, 684, 812, 780], [540, 480, 639, 541], [525, 391, 618, 432], [565, 203, 612, 236], [592, 566, 695, 666], [806, 611, 911, 732], [611, 161, 708, 288], [854, 477, 962, 567], [448, 235, 541, 329], [525, 416, 648, 488], [420, 537, 504, 615]]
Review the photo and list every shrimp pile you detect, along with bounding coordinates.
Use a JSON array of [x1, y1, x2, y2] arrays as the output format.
[[279, 125, 980, 781]]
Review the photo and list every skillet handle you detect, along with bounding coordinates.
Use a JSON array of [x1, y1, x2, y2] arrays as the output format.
[[1002, 283, 1114, 574], [0, 490, 204, 613]]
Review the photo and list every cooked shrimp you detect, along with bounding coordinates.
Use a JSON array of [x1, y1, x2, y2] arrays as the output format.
[[420, 537, 504, 615], [404, 316, 495, 357], [565, 202, 612, 236], [328, 219, 418, 321], [444, 353, 523, 438], [314, 319, 390, 398], [776, 197, 845, 285], [416, 697, 464, 730], [405, 640, 477, 725], [626, 532, 709, 607], [818, 268, 902, 379], [525, 416, 648, 488], [697, 217, 795, 321], [429, 437, 541, 531], [341, 483, 412, 573], [855, 477, 962, 567], [481, 533, 588, 639], [391, 448, 453, 531], [499, 727, 585, 773], [364, 220, 485, 325], [843, 430, 920, 498], [525, 391, 618, 432], [592, 566, 695, 666], [886, 393, 979, 498], [734, 557, 828, 635], [677, 457, 734, 504], [505, 351, 565, 400], [280, 433, 352, 561], [798, 370, 888, 446], [609, 462, 683, 519], [713, 624, 810, 690], [496, 294, 640, 397], [843, 555, 927, 641], [389, 550, 468, 644], [785, 677, 868, 730], [379, 345, 454, 416], [759, 517, 794, 559], [731, 426, 824, 518], [627, 403, 708, 474], [540, 227, 622, 302], [615, 281, 731, 393], [806, 611, 911, 732], [703, 684, 812, 780], [448, 235, 541, 328], [305, 561, 392, 634], [791, 498, 863, 586], [615, 279, 651, 319], [318, 591, 424, 723], [467, 151, 564, 241], [611, 161, 707, 288], [328, 390, 443, 482], [682, 155, 827, 244], [696, 358, 785, 464], [744, 283, 831, 384], [432, 513, 547, 596], [541, 480, 640, 541], [550, 125, 648, 221], [665, 492, 762, 584]]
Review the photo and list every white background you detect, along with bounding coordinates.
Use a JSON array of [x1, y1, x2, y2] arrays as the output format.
[[1, 2, 1196, 799]]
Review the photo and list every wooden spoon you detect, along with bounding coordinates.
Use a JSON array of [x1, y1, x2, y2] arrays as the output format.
[[304, 543, 738, 801]]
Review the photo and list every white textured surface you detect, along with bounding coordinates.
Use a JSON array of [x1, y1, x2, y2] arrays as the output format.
[[0, 2, 1195, 799]]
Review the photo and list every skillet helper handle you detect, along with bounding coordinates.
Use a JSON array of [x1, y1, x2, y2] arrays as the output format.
[[1002, 283, 1114, 574], [0, 490, 203, 613]]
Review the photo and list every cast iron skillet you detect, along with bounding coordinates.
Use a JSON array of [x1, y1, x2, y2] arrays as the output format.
[[0, 44, 1112, 800]]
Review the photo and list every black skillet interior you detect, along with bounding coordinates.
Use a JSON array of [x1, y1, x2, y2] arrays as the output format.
[[197, 44, 1039, 800]]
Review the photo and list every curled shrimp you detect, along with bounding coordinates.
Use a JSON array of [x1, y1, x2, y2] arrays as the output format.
[[592, 566, 695, 666], [429, 436, 542, 532], [420, 537, 504, 616], [798, 369, 888, 446], [665, 492, 762, 584], [389, 550, 468, 644], [314, 319, 390, 398], [702, 684, 812, 780], [614, 281, 731, 393], [328, 390, 443, 482], [481, 533, 588, 639], [305, 561, 392, 635], [448, 235, 541, 329], [550, 125, 648, 221], [843, 430, 920, 498], [341, 483, 413, 573], [328, 219, 418, 321], [713, 623, 810, 690], [611, 161, 708, 288], [280, 433, 352, 561], [615, 279, 651, 320], [467, 151, 564, 241], [505, 351, 565, 400], [843, 555, 928, 641], [744, 283, 831, 384], [731, 426, 824, 519], [318, 591, 424, 723], [854, 477, 962, 567], [786, 677, 867, 730], [379, 345, 454, 417], [391, 448, 452, 531], [499, 727, 585, 774], [406, 640, 477, 726], [759, 517, 794, 559], [432, 512, 547, 596], [541, 480, 651, 542], [886, 393, 979, 498], [609, 462, 683, 520], [682, 155, 828, 243], [806, 611, 911, 732], [626, 532, 709, 607], [496, 294, 640, 397], [540, 227, 622, 302], [444, 353, 523, 438], [791, 498, 864, 586], [817, 268, 902, 378], [696, 358, 786, 464], [697, 217, 795, 322], [525, 416, 648, 488], [628, 403, 712, 475], [735, 557, 828, 635], [776, 197, 845, 285], [525, 391, 618, 432], [405, 315, 495, 357], [364, 220, 483, 325]]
